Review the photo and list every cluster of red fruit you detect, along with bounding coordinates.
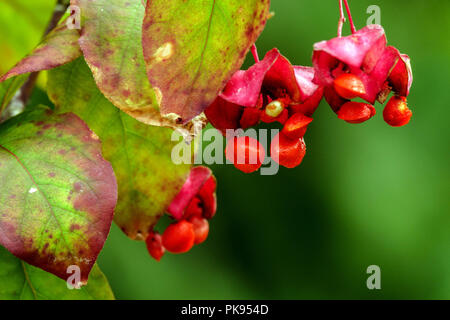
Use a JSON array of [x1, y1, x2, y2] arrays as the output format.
[[146, 166, 217, 261], [314, 24, 413, 127], [206, 48, 322, 173], [205, 2, 413, 174], [146, 2, 415, 261]]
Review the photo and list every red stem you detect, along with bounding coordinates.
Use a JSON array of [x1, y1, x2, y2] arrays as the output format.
[[251, 44, 260, 63], [343, 0, 356, 34], [337, 0, 346, 37]]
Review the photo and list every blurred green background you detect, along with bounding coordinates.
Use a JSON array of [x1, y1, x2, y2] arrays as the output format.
[[1, 0, 449, 299]]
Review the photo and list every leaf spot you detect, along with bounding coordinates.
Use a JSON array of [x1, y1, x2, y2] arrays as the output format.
[[153, 42, 174, 63], [28, 187, 38, 194]]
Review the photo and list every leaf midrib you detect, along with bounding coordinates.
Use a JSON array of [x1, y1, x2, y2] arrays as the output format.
[[182, 0, 216, 112], [0, 144, 73, 259]]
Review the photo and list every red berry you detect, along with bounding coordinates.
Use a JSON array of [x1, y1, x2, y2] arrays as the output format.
[[162, 220, 195, 254], [225, 136, 265, 173], [337, 101, 376, 124], [333, 73, 366, 100], [145, 231, 165, 262], [270, 132, 306, 169], [188, 216, 210, 245], [383, 96, 412, 127], [282, 113, 313, 140]]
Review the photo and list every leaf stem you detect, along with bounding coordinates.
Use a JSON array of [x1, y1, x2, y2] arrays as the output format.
[[337, 0, 346, 37], [251, 44, 260, 63], [343, 0, 356, 34]]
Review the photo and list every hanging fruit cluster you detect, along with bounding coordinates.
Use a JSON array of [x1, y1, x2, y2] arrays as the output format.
[[146, 166, 217, 261], [146, 0, 413, 261], [205, 0, 413, 174]]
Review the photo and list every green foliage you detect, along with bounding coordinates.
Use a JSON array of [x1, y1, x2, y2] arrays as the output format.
[[0, 19, 81, 82], [0, 245, 114, 300], [0, 0, 55, 75], [0, 75, 27, 115]]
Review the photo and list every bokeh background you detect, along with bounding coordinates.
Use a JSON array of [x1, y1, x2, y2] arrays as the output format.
[[1, 0, 449, 299]]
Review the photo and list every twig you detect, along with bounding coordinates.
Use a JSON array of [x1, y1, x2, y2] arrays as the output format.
[[343, 0, 356, 34], [337, 0, 346, 37], [251, 44, 260, 63]]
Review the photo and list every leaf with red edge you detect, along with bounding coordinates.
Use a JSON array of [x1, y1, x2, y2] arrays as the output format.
[[142, 0, 271, 123], [0, 19, 81, 82], [73, 0, 176, 128], [48, 58, 191, 240], [0, 106, 117, 283]]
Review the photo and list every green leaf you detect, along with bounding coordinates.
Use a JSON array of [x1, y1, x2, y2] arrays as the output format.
[[48, 58, 191, 240], [0, 19, 81, 82], [0, 106, 117, 282], [142, 0, 271, 122], [0, 0, 55, 75], [0, 75, 28, 116], [0, 245, 114, 300]]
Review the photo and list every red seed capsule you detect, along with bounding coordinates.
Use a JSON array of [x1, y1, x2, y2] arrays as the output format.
[[225, 136, 265, 173], [162, 220, 195, 254], [383, 96, 412, 127], [337, 101, 376, 124], [282, 113, 313, 140], [184, 196, 203, 219], [239, 107, 261, 129], [197, 176, 217, 219], [145, 231, 165, 262], [270, 132, 306, 169], [188, 216, 210, 245], [333, 73, 366, 100]]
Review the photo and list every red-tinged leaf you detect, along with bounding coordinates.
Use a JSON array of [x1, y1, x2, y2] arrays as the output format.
[[72, 0, 187, 131], [143, 0, 271, 122], [0, 246, 115, 300], [0, 0, 55, 75], [0, 106, 117, 283], [48, 58, 191, 240], [0, 20, 81, 82]]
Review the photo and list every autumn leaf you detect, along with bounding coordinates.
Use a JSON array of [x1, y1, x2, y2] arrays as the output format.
[[142, 0, 271, 123], [0, 0, 55, 75], [0, 106, 117, 283], [48, 58, 191, 240], [0, 245, 114, 300], [0, 19, 81, 82], [72, 0, 188, 130]]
